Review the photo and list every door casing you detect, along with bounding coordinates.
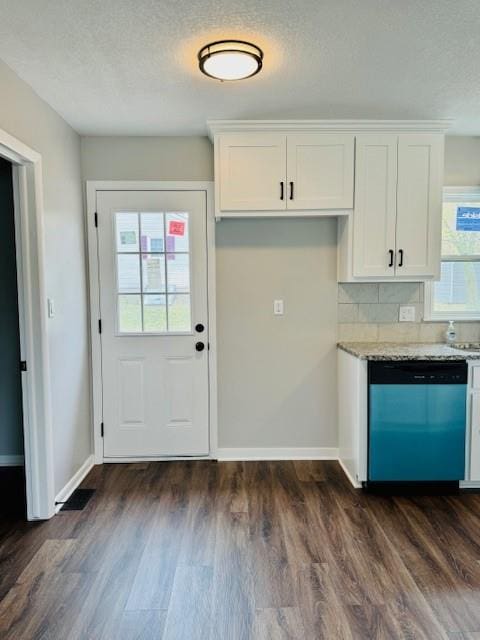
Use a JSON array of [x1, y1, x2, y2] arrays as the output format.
[[86, 182, 218, 463], [0, 128, 55, 520]]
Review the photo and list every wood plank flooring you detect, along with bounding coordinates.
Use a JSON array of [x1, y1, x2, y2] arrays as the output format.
[[1, 461, 480, 638]]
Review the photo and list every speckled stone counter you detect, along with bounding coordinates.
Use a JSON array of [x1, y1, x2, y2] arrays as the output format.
[[337, 342, 480, 361]]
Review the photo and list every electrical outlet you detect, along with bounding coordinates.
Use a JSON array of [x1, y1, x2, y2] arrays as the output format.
[[399, 305, 416, 322]]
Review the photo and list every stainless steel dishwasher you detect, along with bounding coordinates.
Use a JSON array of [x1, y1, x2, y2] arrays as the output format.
[[368, 360, 467, 483]]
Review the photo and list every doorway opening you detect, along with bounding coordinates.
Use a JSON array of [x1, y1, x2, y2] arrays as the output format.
[[0, 157, 26, 519], [0, 127, 55, 520]]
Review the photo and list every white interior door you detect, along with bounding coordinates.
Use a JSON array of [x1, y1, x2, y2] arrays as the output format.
[[96, 190, 209, 457]]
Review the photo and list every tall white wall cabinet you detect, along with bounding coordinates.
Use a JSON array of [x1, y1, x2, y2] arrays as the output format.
[[208, 120, 450, 282], [338, 133, 445, 281]]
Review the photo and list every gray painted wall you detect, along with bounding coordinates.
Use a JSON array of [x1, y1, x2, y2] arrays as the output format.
[[0, 59, 91, 493], [81, 136, 213, 181], [80, 134, 480, 450], [445, 136, 480, 186], [81, 136, 338, 449], [216, 218, 338, 448], [0, 157, 23, 458]]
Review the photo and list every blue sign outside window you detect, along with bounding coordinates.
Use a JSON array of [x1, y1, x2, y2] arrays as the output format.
[[456, 207, 480, 231]]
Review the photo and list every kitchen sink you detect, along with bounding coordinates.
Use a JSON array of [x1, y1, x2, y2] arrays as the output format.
[[450, 343, 480, 352]]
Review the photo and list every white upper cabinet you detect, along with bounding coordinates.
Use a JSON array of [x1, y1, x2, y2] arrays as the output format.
[[395, 134, 443, 278], [212, 125, 355, 217], [286, 134, 354, 210], [353, 135, 398, 278], [218, 134, 286, 211], [338, 132, 444, 282], [209, 121, 447, 281]]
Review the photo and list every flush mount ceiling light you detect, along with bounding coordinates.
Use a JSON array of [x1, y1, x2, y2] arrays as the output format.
[[198, 40, 263, 81]]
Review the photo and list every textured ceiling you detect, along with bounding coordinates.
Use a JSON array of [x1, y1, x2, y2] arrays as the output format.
[[0, 0, 479, 135]]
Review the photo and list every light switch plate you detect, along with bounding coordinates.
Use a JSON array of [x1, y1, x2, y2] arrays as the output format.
[[273, 299, 284, 315], [399, 305, 415, 322]]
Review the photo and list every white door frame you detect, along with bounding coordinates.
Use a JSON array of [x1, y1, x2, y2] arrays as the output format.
[[86, 181, 217, 463], [0, 128, 55, 520]]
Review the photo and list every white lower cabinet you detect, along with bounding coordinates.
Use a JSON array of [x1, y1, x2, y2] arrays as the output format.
[[467, 363, 480, 482], [337, 349, 368, 486]]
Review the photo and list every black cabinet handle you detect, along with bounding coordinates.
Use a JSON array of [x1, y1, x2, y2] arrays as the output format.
[[289, 181, 294, 200], [280, 182, 284, 200], [398, 249, 404, 267], [195, 342, 205, 352], [388, 249, 394, 268]]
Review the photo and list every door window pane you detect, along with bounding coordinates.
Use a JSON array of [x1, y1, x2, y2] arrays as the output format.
[[115, 211, 192, 333], [168, 294, 191, 332], [116, 213, 139, 252], [117, 254, 140, 293], [166, 213, 189, 252], [142, 254, 166, 293], [140, 213, 164, 252], [118, 295, 142, 332], [143, 295, 167, 332], [166, 253, 190, 293]]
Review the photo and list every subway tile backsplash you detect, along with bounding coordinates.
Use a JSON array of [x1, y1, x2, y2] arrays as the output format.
[[337, 282, 480, 343]]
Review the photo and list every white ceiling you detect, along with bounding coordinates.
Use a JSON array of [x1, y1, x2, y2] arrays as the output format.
[[1, 0, 480, 135]]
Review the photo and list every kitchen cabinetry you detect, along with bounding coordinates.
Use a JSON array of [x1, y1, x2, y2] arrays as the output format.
[[285, 134, 354, 210], [338, 133, 444, 281], [211, 124, 355, 217], [217, 134, 286, 211], [338, 345, 477, 488]]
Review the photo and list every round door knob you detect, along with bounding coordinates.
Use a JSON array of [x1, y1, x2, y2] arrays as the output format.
[[195, 342, 205, 352], [195, 323, 205, 333]]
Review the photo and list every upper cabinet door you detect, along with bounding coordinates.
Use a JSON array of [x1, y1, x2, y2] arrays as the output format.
[[218, 134, 287, 211], [353, 135, 398, 278], [395, 134, 444, 278], [286, 134, 354, 210]]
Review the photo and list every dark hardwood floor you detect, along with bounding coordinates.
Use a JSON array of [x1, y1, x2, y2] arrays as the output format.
[[1, 460, 480, 639]]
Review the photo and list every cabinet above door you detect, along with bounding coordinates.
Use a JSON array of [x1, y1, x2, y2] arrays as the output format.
[[213, 128, 355, 218], [218, 134, 286, 211], [286, 134, 354, 210], [209, 121, 450, 239]]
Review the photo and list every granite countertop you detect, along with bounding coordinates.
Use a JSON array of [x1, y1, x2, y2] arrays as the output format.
[[337, 342, 480, 361]]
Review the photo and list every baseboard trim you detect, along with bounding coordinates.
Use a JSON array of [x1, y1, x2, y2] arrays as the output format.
[[215, 447, 339, 461], [55, 455, 95, 513], [338, 458, 362, 489], [103, 455, 211, 463], [460, 480, 480, 489], [0, 454, 24, 467]]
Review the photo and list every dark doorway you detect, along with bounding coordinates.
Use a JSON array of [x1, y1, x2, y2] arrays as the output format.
[[0, 157, 26, 519]]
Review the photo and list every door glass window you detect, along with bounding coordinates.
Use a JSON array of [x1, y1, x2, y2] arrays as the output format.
[[115, 212, 191, 333]]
